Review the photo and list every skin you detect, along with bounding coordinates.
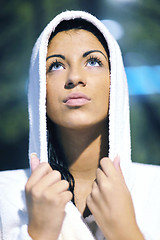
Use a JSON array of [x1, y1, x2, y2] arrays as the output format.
[[46, 30, 110, 130], [25, 29, 144, 240]]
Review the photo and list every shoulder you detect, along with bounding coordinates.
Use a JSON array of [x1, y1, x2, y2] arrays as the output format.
[[0, 169, 31, 239], [132, 162, 160, 188], [131, 163, 160, 239], [132, 161, 160, 173], [0, 168, 30, 210], [132, 162, 160, 207], [0, 168, 30, 189], [132, 162, 160, 199]]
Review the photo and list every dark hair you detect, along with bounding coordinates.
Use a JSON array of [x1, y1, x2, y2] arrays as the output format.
[[47, 18, 110, 204], [49, 18, 110, 60], [47, 117, 75, 200]]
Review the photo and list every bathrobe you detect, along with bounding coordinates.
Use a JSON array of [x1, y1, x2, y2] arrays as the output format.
[[0, 10, 160, 240]]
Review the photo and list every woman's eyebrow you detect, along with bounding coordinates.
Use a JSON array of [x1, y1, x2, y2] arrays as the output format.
[[46, 54, 65, 61], [83, 50, 108, 60]]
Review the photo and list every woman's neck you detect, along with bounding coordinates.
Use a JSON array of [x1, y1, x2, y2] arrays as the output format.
[[55, 120, 108, 216], [56, 121, 108, 181]]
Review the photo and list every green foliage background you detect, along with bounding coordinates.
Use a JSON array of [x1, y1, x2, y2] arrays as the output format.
[[0, 0, 160, 170]]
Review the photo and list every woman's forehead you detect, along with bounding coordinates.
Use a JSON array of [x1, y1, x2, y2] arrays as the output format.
[[47, 29, 106, 54]]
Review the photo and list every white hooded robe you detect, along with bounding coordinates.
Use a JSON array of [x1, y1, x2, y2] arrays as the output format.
[[0, 10, 160, 240]]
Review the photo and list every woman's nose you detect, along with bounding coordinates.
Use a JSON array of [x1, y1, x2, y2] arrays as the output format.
[[65, 67, 86, 89]]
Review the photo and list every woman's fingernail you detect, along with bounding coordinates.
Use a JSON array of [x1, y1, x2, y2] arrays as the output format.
[[30, 153, 37, 158], [113, 154, 120, 169], [116, 154, 120, 163], [30, 153, 40, 172]]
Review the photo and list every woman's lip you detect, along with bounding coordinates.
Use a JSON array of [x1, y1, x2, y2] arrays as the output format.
[[63, 92, 91, 106]]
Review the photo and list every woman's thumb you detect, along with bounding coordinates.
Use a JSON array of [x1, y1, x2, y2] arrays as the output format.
[[30, 153, 40, 172], [113, 155, 124, 179]]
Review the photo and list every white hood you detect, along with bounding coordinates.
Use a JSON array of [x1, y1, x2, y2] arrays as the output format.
[[28, 10, 133, 190]]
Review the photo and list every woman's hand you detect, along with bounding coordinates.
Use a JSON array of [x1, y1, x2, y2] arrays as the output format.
[[87, 156, 144, 240], [25, 154, 72, 240]]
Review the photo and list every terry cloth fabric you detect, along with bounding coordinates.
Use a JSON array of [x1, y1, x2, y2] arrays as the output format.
[[0, 10, 160, 240], [28, 10, 133, 190]]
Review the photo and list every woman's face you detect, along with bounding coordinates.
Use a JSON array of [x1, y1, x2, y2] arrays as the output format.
[[46, 29, 110, 130]]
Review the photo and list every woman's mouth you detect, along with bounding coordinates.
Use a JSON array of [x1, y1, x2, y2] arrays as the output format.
[[63, 92, 91, 107]]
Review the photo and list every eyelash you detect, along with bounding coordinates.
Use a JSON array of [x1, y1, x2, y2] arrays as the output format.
[[47, 56, 103, 73], [47, 60, 64, 73], [86, 56, 103, 66]]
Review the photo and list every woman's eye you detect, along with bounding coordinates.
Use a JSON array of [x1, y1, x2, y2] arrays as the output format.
[[52, 63, 63, 70], [86, 57, 102, 67], [49, 61, 64, 72]]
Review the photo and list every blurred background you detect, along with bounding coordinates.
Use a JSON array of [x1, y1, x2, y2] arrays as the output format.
[[0, 0, 160, 170]]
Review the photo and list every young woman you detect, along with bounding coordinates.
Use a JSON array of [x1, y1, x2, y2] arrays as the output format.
[[0, 10, 160, 240]]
